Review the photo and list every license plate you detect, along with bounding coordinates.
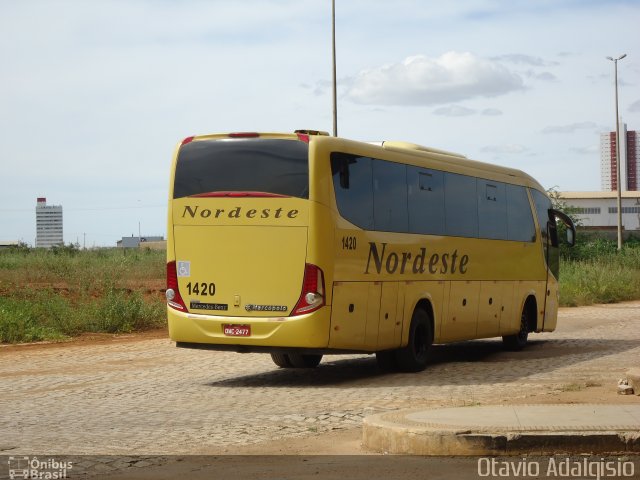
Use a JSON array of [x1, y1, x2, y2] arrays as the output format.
[[223, 324, 251, 337]]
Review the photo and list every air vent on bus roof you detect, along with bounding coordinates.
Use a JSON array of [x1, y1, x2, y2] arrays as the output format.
[[294, 129, 330, 136], [380, 141, 467, 159]]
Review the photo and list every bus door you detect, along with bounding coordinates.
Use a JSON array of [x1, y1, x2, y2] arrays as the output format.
[[542, 209, 576, 330]]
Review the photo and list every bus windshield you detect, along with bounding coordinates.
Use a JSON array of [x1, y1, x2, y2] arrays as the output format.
[[173, 139, 309, 199]]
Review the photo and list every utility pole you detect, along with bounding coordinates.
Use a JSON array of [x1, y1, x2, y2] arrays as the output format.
[[331, 0, 338, 137], [606, 54, 627, 251]]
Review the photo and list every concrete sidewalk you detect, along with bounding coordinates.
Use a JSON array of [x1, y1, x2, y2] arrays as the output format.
[[363, 404, 640, 455]]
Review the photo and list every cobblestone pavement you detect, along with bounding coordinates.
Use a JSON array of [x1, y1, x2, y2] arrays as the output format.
[[0, 302, 639, 456]]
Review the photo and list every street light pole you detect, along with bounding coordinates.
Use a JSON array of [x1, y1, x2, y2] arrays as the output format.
[[331, 0, 338, 137], [606, 54, 627, 251]]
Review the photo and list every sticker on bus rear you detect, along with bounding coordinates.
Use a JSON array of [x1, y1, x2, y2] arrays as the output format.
[[177, 261, 191, 277]]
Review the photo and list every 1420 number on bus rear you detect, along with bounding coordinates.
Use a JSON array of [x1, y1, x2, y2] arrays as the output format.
[[186, 282, 216, 296]]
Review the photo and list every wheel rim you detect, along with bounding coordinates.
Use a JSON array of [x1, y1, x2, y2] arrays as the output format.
[[518, 312, 528, 341]]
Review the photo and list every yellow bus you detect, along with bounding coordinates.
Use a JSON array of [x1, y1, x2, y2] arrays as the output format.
[[166, 130, 575, 371]]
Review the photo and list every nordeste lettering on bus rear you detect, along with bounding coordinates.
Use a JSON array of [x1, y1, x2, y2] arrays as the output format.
[[182, 205, 299, 220], [365, 242, 470, 275]]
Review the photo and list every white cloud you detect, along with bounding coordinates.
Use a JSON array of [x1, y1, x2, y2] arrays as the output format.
[[629, 99, 640, 113], [346, 52, 524, 106], [525, 71, 558, 82], [542, 122, 598, 134], [481, 108, 503, 116], [433, 105, 476, 116]]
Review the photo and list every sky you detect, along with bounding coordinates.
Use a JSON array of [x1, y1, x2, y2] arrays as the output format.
[[1, 0, 639, 247]]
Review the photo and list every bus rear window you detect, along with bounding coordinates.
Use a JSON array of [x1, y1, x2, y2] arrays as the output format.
[[173, 139, 309, 199]]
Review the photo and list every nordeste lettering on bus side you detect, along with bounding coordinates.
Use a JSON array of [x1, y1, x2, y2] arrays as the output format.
[[365, 242, 470, 276]]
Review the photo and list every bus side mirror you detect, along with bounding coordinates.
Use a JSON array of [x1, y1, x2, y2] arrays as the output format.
[[566, 228, 574, 246], [549, 209, 576, 247]]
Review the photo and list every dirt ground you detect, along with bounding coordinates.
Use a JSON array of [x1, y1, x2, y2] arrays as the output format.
[[3, 303, 638, 456]]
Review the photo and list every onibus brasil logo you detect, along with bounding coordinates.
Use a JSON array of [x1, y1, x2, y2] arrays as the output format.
[[8, 457, 73, 479]]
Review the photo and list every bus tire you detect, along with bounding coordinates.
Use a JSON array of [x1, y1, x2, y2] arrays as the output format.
[[502, 304, 531, 351], [270, 353, 293, 368], [287, 353, 323, 368], [395, 308, 433, 372]]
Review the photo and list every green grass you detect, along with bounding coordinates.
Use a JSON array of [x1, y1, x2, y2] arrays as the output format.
[[559, 237, 640, 307], [0, 244, 163, 287], [0, 246, 166, 343], [1, 236, 639, 343]]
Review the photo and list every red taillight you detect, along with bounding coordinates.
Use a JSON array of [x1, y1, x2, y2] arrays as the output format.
[[190, 191, 288, 198], [181, 136, 195, 146], [291, 264, 325, 316], [166, 261, 187, 311], [296, 133, 310, 143], [228, 132, 260, 138]]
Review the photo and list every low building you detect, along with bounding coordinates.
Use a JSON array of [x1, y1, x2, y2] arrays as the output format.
[[0, 241, 21, 249], [117, 236, 165, 248], [559, 191, 640, 235]]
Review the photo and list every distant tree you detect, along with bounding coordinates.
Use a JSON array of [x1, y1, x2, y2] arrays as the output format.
[[5, 242, 31, 255], [51, 243, 81, 256]]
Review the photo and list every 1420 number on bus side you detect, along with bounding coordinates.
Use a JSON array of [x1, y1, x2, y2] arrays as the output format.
[[341, 236, 357, 250]]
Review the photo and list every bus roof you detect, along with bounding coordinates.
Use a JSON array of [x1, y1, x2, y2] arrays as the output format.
[[182, 131, 546, 192]]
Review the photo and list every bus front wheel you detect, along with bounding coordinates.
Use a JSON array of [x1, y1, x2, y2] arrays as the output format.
[[395, 308, 433, 372]]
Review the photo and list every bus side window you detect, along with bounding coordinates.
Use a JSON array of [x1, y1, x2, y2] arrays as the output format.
[[530, 189, 552, 241], [331, 153, 374, 229], [478, 180, 507, 240], [408, 166, 445, 235], [373, 160, 408, 233], [339, 160, 350, 189], [444, 173, 479, 238], [506, 184, 536, 242]]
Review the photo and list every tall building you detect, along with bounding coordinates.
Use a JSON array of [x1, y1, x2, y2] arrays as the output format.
[[600, 123, 640, 191], [35, 197, 63, 248]]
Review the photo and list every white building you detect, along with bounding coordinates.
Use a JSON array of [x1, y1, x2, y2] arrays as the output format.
[[35, 197, 63, 248], [559, 191, 640, 233], [600, 123, 640, 191]]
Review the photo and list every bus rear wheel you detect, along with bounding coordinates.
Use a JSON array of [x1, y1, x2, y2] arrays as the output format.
[[502, 304, 531, 351], [270, 353, 293, 368], [395, 308, 433, 372], [270, 353, 322, 368], [288, 353, 323, 368]]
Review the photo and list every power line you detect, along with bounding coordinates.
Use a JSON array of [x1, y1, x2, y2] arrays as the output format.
[[0, 204, 166, 213]]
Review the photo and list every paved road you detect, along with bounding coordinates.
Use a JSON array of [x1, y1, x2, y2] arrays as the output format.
[[1, 302, 639, 455]]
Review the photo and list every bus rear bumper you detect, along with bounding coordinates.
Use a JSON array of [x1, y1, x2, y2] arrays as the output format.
[[167, 306, 331, 349]]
